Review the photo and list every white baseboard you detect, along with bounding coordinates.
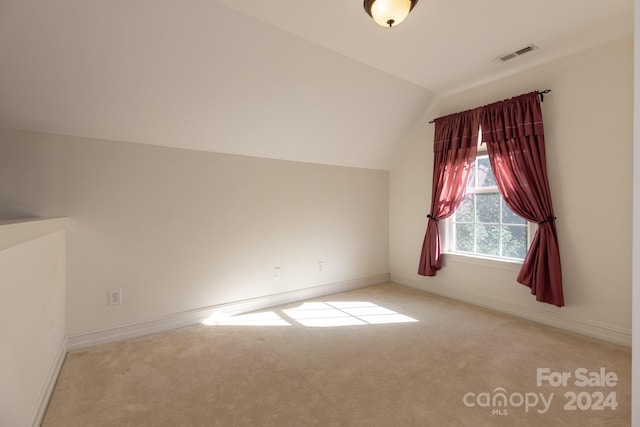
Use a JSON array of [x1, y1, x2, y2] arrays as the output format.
[[32, 336, 67, 427], [67, 274, 390, 352], [391, 274, 632, 347]]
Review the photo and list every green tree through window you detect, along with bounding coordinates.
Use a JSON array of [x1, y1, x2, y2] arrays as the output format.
[[449, 153, 529, 260]]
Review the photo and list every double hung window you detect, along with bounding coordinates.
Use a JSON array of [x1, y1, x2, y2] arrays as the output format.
[[446, 149, 530, 261]]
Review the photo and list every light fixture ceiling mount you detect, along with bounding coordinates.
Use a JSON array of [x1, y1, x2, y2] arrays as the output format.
[[363, 0, 418, 28]]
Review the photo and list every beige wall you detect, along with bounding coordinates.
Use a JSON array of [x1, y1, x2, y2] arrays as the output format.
[[0, 131, 389, 335], [0, 219, 66, 427], [390, 36, 633, 345], [632, 1, 639, 423]]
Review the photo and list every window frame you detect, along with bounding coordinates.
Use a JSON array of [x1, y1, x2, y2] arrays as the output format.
[[443, 145, 535, 264]]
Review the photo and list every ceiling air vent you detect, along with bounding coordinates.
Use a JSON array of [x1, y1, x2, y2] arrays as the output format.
[[496, 44, 538, 62]]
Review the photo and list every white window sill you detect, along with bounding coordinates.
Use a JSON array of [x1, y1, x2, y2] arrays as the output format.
[[442, 252, 523, 272]]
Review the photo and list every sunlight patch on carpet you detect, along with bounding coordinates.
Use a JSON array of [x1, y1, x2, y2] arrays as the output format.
[[202, 301, 418, 328], [282, 301, 418, 327]]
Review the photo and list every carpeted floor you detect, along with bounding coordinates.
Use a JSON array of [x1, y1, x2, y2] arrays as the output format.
[[42, 283, 631, 426]]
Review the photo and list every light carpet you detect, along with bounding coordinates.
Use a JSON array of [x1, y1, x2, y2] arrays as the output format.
[[42, 283, 631, 426]]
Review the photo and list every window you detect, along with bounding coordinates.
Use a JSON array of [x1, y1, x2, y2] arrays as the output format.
[[446, 148, 531, 261]]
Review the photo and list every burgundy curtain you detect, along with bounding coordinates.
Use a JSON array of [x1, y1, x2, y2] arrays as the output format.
[[418, 110, 480, 276], [481, 92, 564, 306]]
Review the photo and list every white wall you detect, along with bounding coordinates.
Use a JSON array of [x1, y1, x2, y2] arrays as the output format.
[[0, 219, 66, 427], [390, 36, 633, 345], [632, 1, 639, 424], [0, 130, 389, 336]]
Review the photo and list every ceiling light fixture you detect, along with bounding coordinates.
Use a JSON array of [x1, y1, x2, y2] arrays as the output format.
[[364, 0, 418, 28]]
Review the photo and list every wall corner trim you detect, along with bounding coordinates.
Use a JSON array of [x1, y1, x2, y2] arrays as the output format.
[[67, 274, 390, 352], [32, 337, 68, 427]]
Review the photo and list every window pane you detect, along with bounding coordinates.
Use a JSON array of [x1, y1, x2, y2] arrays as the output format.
[[476, 156, 496, 188], [456, 194, 474, 223], [448, 153, 530, 262], [455, 224, 474, 252], [476, 224, 499, 256], [502, 199, 526, 225], [502, 225, 527, 259], [476, 193, 500, 223], [468, 165, 476, 189]]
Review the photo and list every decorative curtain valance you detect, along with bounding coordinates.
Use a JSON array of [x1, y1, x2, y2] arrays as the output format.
[[480, 92, 545, 143], [433, 110, 481, 153]]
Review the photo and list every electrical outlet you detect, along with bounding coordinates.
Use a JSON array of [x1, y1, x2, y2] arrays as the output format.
[[274, 267, 281, 279], [108, 288, 122, 305], [318, 261, 324, 272]]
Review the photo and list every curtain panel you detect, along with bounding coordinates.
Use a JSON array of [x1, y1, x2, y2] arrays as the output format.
[[418, 110, 480, 276], [481, 92, 563, 306]]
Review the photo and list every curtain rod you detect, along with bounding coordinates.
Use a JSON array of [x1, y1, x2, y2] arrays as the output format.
[[428, 89, 551, 124]]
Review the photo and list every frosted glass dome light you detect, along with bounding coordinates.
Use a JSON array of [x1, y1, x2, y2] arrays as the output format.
[[364, 0, 418, 28]]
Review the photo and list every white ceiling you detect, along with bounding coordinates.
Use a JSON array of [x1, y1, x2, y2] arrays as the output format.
[[0, 0, 633, 170]]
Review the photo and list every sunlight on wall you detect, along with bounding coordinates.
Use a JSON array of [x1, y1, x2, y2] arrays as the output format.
[[202, 301, 418, 327]]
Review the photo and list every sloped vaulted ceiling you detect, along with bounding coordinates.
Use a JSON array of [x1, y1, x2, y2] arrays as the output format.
[[0, 0, 633, 170]]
